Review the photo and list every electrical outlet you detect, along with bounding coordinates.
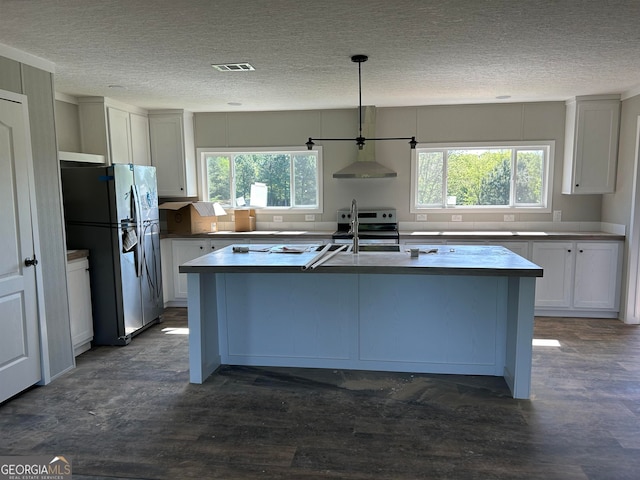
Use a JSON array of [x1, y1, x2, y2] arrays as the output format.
[[416, 214, 428, 221], [553, 210, 562, 222], [273, 215, 283, 223], [305, 214, 315, 221], [451, 215, 462, 222], [504, 214, 515, 222]]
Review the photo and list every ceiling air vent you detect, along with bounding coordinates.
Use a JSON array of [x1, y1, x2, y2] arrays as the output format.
[[211, 62, 255, 72]]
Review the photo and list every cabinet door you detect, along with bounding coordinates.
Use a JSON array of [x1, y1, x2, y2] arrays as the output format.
[[130, 113, 150, 166], [107, 107, 132, 164], [67, 258, 94, 354], [149, 115, 187, 196], [574, 242, 620, 309], [160, 238, 173, 304], [210, 240, 238, 251], [574, 101, 619, 193], [496, 241, 530, 260], [563, 99, 620, 194], [172, 240, 211, 299], [445, 240, 486, 246], [532, 242, 573, 308]]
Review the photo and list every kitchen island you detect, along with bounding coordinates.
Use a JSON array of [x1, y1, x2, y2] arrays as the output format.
[[180, 244, 543, 399]]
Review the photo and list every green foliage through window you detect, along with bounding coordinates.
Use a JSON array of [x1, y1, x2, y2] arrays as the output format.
[[202, 149, 321, 209], [414, 144, 550, 209]]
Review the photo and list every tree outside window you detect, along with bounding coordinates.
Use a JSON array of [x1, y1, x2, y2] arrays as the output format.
[[414, 143, 551, 210], [202, 149, 321, 210]]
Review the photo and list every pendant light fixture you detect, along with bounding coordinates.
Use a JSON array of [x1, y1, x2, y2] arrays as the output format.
[[305, 55, 418, 152]]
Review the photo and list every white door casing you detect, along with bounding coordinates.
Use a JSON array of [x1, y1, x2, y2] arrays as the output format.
[[0, 91, 42, 403], [623, 116, 640, 324]]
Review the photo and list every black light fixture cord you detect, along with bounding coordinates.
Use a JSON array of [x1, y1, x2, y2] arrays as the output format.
[[358, 57, 363, 140], [306, 55, 418, 151]]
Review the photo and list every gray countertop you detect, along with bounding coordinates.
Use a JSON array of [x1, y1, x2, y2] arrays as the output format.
[[67, 249, 89, 261], [163, 230, 624, 241], [179, 244, 543, 277]]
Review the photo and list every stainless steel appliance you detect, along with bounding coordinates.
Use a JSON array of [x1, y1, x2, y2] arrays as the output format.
[[333, 207, 399, 244], [61, 164, 163, 345]]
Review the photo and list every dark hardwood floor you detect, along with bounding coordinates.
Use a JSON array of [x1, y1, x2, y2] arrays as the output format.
[[1, 308, 639, 479]]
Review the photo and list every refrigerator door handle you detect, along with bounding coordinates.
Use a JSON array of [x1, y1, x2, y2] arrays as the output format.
[[132, 185, 144, 277]]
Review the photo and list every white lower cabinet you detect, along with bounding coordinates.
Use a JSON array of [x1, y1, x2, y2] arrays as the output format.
[[532, 242, 574, 308], [532, 240, 622, 315], [165, 239, 243, 304], [573, 242, 621, 309], [67, 257, 94, 356], [173, 240, 216, 301], [161, 236, 622, 317], [495, 241, 530, 259]]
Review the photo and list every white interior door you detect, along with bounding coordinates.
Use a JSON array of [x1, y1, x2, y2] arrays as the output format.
[[0, 93, 41, 403]]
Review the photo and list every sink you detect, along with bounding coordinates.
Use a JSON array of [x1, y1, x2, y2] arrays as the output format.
[[315, 244, 402, 253], [357, 244, 401, 252], [315, 244, 346, 252]]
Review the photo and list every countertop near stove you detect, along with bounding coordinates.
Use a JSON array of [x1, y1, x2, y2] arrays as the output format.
[[180, 244, 543, 277], [163, 230, 624, 241]]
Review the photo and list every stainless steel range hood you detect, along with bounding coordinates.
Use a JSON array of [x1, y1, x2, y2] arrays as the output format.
[[332, 160, 397, 178], [333, 106, 397, 179]]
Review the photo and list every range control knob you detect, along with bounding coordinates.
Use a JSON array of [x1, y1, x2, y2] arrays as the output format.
[[341, 213, 346, 219], [382, 213, 387, 218], [389, 213, 393, 218]]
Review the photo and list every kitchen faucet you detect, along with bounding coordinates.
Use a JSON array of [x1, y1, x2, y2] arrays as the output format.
[[348, 198, 359, 253]]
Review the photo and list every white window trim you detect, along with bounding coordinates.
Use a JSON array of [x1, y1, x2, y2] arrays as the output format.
[[197, 146, 324, 214], [410, 140, 554, 214]]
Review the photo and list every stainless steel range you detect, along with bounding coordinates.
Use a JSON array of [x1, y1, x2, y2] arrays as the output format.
[[333, 207, 399, 244]]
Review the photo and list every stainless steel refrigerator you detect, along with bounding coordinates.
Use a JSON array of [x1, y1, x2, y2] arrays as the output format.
[[61, 164, 163, 345]]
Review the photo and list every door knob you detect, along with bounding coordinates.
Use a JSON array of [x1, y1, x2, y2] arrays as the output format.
[[24, 256, 38, 267]]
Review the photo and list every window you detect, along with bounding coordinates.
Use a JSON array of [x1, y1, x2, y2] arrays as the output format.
[[411, 141, 554, 212], [199, 147, 323, 212]]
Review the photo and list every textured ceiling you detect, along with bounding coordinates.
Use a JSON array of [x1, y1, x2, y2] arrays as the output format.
[[1, 0, 640, 112]]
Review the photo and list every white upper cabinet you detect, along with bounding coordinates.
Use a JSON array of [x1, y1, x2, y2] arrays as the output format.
[[148, 110, 197, 197], [562, 95, 620, 194], [78, 97, 150, 165], [106, 107, 131, 164], [129, 112, 151, 166]]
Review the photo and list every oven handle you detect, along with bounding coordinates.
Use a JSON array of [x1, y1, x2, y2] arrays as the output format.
[[332, 238, 399, 245]]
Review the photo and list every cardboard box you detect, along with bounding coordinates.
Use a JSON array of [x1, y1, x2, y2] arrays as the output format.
[[234, 208, 256, 232], [159, 202, 222, 234]]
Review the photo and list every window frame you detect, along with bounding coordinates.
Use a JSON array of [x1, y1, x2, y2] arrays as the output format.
[[197, 146, 324, 214], [410, 140, 554, 213]]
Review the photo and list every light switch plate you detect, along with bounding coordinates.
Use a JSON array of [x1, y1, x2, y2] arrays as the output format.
[[416, 214, 428, 221], [553, 210, 562, 222], [451, 215, 462, 222], [273, 215, 283, 223], [504, 214, 515, 222], [305, 214, 315, 221]]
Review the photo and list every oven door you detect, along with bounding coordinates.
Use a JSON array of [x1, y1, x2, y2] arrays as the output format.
[[332, 232, 399, 244]]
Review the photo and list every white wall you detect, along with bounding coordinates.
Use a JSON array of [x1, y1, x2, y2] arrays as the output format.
[[602, 93, 640, 322], [54, 99, 80, 152], [602, 94, 640, 226], [194, 102, 602, 223]]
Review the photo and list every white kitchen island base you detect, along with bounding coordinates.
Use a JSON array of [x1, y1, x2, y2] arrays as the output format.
[[184, 245, 539, 399]]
